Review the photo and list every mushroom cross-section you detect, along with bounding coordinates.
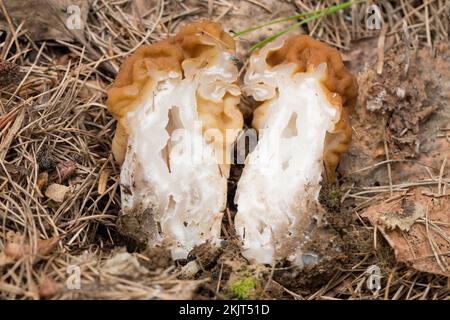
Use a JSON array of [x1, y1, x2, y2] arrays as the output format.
[[107, 21, 243, 259], [234, 36, 358, 266]]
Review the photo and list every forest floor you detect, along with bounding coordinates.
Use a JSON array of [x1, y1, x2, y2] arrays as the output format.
[[0, 0, 449, 299]]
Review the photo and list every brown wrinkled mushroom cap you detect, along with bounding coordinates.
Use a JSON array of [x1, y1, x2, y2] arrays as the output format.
[[256, 35, 358, 181], [107, 21, 239, 164]]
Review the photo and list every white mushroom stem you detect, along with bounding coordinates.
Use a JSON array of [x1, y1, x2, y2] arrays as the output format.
[[235, 43, 339, 265]]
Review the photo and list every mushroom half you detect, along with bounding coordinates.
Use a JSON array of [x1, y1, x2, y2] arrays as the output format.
[[107, 21, 243, 259], [234, 36, 358, 266]]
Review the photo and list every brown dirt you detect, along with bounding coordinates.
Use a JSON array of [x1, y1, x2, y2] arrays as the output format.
[[340, 43, 450, 185], [271, 183, 374, 294], [0, 59, 20, 87], [140, 246, 173, 271], [116, 207, 160, 251]]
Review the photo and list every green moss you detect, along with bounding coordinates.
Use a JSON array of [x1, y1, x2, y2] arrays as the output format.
[[329, 190, 338, 201], [318, 181, 342, 212], [229, 277, 257, 300]]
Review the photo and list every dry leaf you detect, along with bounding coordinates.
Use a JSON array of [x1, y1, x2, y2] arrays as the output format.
[[45, 183, 69, 202], [97, 169, 109, 195], [38, 276, 62, 299], [1, 234, 58, 265], [363, 188, 450, 276], [0, 0, 89, 42], [37, 171, 49, 190], [379, 199, 425, 232], [102, 251, 149, 277]]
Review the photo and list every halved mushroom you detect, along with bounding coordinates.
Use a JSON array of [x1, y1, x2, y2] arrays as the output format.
[[234, 36, 358, 265], [107, 21, 243, 259]]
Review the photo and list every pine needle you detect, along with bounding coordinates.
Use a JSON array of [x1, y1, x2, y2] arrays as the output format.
[[235, 0, 366, 51]]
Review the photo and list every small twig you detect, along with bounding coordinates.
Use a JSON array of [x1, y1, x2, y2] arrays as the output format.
[[383, 134, 394, 197], [437, 156, 447, 196], [376, 21, 388, 74]]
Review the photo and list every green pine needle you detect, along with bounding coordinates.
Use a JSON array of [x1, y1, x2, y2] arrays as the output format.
[[249, 13, 321, 51], [233, 10, 320, 37]]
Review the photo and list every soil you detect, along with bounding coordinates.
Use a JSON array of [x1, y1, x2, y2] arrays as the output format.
[[340, 43, 450, 186], [140, 246, 173, 271]]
